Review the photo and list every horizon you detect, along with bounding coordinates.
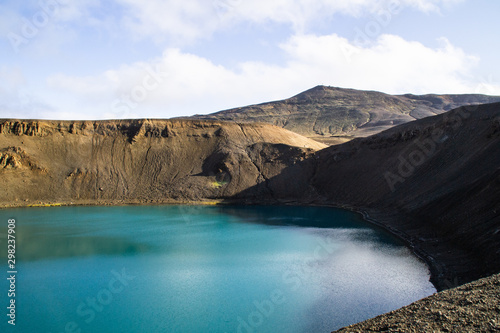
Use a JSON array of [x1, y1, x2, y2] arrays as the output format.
[[1, 1, 500, 120], [3, 84, 500, 122]]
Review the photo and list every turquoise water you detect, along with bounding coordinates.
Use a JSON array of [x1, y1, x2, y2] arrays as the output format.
[[0, 205, 435, 333]]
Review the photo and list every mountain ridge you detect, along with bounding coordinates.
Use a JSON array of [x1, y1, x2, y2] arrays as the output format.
[[190, 85, 500, 142]]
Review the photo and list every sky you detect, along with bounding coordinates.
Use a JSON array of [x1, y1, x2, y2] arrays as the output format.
[[1, 0, 500, 120]]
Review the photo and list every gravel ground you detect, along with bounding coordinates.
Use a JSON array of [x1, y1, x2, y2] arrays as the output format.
[[334, 273, 500, 333]]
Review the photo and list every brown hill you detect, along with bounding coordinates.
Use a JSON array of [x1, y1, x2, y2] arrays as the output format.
[[191, 85, 500, 142], [0, 119, 325, 206]]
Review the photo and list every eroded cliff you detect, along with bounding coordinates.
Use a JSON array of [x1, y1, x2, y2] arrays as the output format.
[[0, 119, 325, 205]]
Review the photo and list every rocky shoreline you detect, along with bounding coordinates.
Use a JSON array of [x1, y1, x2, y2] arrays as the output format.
[[3, 198, 499, 332], [333, 273, 500, 332]]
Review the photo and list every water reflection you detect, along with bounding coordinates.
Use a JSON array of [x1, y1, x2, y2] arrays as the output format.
[[11, 226, 148, 261]]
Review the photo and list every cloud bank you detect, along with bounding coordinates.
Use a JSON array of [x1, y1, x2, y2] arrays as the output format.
[[39, 32, 496, 120], [2, 0, 496, 120]]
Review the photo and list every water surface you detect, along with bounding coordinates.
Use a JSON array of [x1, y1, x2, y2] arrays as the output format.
[[0, 205, 435, 333]]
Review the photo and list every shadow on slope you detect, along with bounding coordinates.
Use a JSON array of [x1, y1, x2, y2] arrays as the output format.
[[230, 102, 500, 290]]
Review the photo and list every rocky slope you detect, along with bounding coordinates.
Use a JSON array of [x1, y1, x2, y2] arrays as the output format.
[[0, 119, 325, 206], [334, 273, 500, 332], [191, 85, 500, 141], [234, 102, 500, 289], [313, 102, 500, 287]]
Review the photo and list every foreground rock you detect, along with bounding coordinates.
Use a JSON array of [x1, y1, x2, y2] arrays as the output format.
[[334, 273, 500, 332]]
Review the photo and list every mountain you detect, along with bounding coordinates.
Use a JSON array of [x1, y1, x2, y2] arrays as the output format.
[[190, 85, 500, 143]]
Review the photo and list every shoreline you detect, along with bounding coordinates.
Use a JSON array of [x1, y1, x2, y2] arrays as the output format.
[[351, 208, 447, 291], [0, 199, 225, 209], [4, 197, 497, 331], [1, 198, 457, 291], [278, 200, 450, 291]]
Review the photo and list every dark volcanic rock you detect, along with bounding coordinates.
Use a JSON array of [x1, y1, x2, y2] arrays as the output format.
[[233, 102, 500, 288], [333, 273, 500, 332], [309, 103, 500, 286]]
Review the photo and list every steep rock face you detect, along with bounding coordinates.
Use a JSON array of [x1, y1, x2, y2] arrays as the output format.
[[192, 85, 500, 140], [0, 119, 325, 205], [312, 103, 500, 285], [236, 102, 500, 286], [0, 147, 46, 171]]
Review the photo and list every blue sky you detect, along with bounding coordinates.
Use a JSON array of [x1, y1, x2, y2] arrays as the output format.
[[1, 0, 499, 120]]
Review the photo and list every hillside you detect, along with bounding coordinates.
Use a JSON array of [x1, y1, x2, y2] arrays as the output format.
[[0, 119, 325, 206], [234, 102, 500, 288], [312, 102, 500, 287], [191, 85, 500, 142], [3, 104, 497, 287]]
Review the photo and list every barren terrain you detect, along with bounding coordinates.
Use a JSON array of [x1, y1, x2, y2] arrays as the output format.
[[1, 101, 499, 332]]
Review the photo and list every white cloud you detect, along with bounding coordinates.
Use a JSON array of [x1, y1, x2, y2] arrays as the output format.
[[281, 33, 481, 94], [403, 0, 464, 12], [116, 0, 219, 43], [0, 0, 464, 55], [34, 32, 500, 120], [113, 0, 464, 43], [55, 0, 102, 22]]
